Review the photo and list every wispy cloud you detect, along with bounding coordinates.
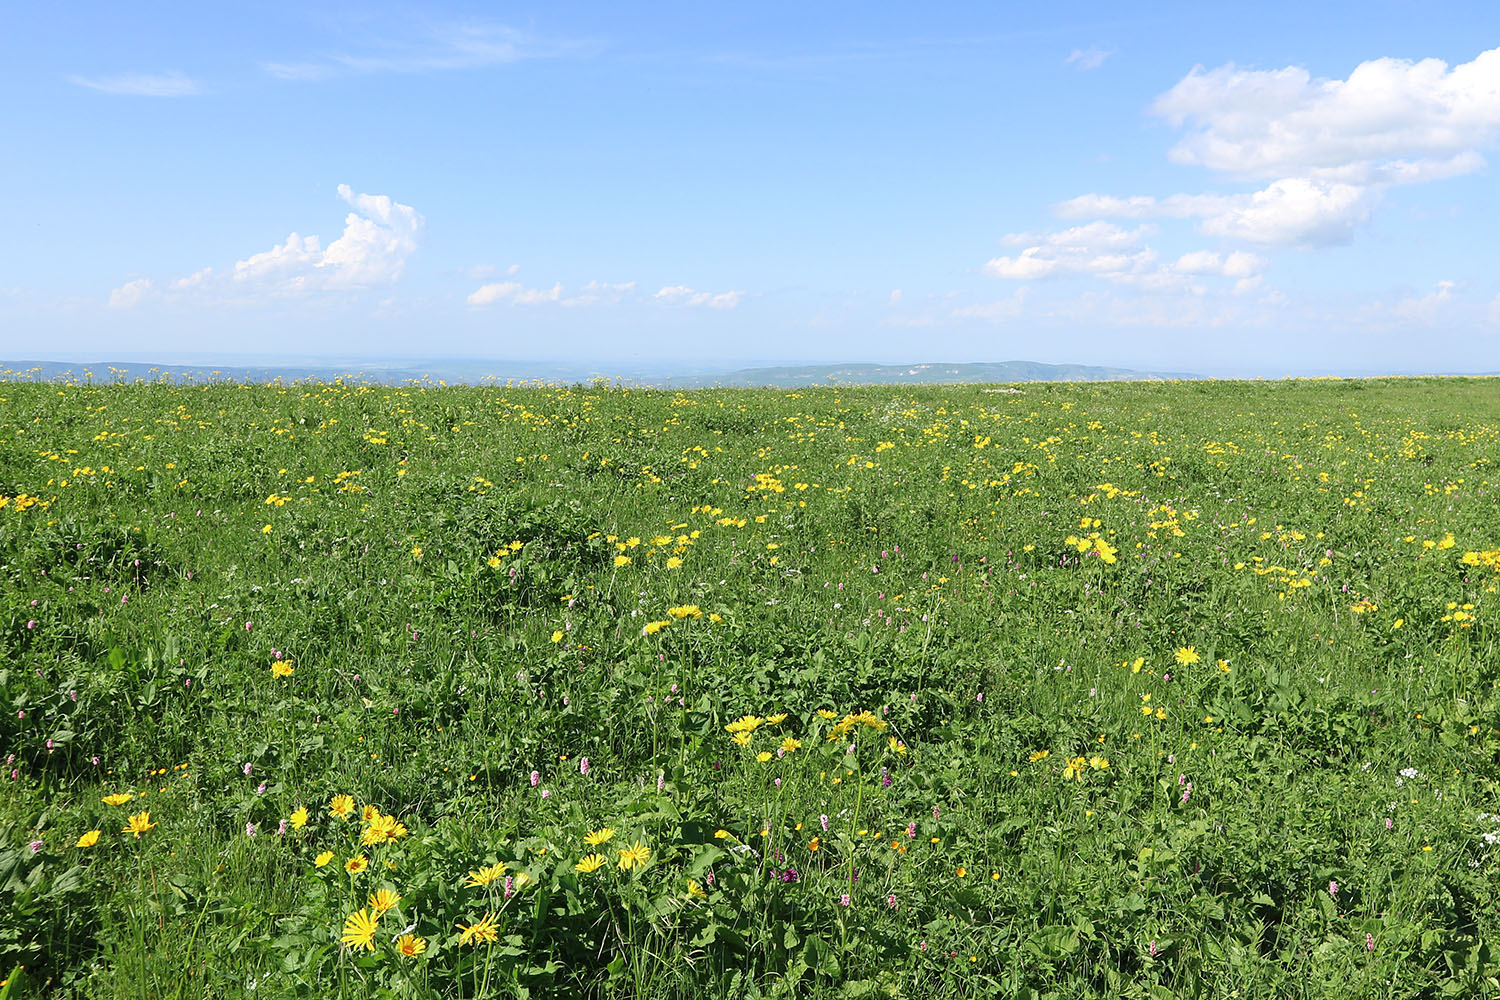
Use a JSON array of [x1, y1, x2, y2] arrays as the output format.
[[264, 20, 600, 81], [1065, 46, 1114, 71], [68, 71, 201, 97], [654, 285, 742, 309]]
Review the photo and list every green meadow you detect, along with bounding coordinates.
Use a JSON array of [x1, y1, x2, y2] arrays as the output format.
[[2, 375, 1498, 999]]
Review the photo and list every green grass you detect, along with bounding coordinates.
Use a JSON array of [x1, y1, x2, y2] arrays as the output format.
[[1, 375, 1498, 999]]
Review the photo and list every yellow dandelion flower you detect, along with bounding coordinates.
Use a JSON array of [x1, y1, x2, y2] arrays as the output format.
[[368, 888, 400, 916], [341, 909, 379, 951], [395, 933, 427, 957], [329, 795, 355, 819], [271, 661, 294, 678], [344, 854, 369, 875], [583, 827, 615, 846], [616, 841, 650, 871], [122, 811, 155, 837], [457, 912, 499, 946], [315, 851, 335, 868], [76, 829, 101, 848], [1174, 646, 1200, 666], [464, 862, 508, 887], [289, 806, 309, 830], [101, 792, 134, 806], [575, 853, 607, 873]]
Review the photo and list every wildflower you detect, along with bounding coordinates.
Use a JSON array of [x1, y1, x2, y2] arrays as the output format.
[[809, 836, 820, 852], [271, 660, 294, 678], [1028, 750, 1050, 763], [102, 792, 134, 806], [329, 795, 355, 819], [617, 842, 651, 871], [341, 909, 379, 951], [642, 620, 669, 635], [345, 854, 369, 875], [28, 840, 44, 854], [781, 737, 802, 754], [289, 806, 308, 830], [464, 863, 508, 887], [551, 630, 564, 643], [766, 712, 788, 724], [530, 770, 541, 787], [614, 555, 631, 567], [122, 811, 155, 837], [687, 879, 707, 899], [820, 814, 830, 831], [77, 830, 101, 848], [245, 822, 257, 838], [840, 893, 851, 907], [1366, 933, 1375, 952], [315, 851, 335, 867], [1175, 646, 1200, 666], [396, 933, 427, 957], [457, 912, 500, 946], [714, 829, 730, 839], [956, 866, 967, 877], [579, 757, 591, 775], [575, 853, 607, 873], [888, 894, 897, 908], [1328, 880, 1338, 898], [757, 751, 773, 763], [585, 827, 615, 846], [368, 888, 400, 916], [243, 762, 254, 776]]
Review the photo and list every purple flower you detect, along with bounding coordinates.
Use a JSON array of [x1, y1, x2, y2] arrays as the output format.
[[504, 876, 514, 898], [28, 840, 44, 855], [242, 762, 253, 776], [820, 814, 829, 832], [579, 757, 590, 776], [1328, 880, 1338, 898]]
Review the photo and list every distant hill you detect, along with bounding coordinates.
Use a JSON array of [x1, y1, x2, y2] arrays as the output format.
[[0, 358, 1193, 387], [659, 361, 1195, 387]]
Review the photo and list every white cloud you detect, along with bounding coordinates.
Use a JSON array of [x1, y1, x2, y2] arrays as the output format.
[[1172, 250, 1264, 277], [1153, 49, 1500, 179], [108, 278, 152, 308], [654, 285, 742, 309], [68, 71, 201, 97], [1050, 46, 1500, 250], [228, 185, 423, 293], [1390, 280, 1457, 323], [1066, 47, 1114, 71], [169, 267, 213, 291], [889, 289, 902, 305], [466, 281, 562, 306], [985, 223, 1158, 281]]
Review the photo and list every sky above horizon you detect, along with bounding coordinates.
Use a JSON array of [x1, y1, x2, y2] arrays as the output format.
[[4, 2, 1500, 376]]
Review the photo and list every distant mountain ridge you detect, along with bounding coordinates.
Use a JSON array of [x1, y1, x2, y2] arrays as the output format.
[[0, 358, 1192, 387], [663, 361, 1195, 387]]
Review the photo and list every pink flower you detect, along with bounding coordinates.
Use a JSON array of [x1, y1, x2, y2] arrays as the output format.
[[245, 823, 257, 838], [242, 762, 253, 776], [840, 893, 851, 907], [1328, 880, 1338, 898], [29, 840, 44, 854], [530, 770, 541, 787], [245, 621, 252, 631], [820, 814, 829, 832], [579, 757, 590, 775], [906, 822, 916, 839], [1366, 933, 1374, 951], [887, 894, 897, 908]]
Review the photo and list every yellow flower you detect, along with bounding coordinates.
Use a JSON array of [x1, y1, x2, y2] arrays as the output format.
[[817, 709, 837, 720], [315, 851, 335, 868], [808, 836, 820, 852], [457, 912, 500, 946], [551, 630, 564, 643], [575, 853, 607, 873], [1130, 657, 1145, 673], [584, 827, 615, 846], [395, 933, 427, 957], [464, 862, 508, 887], [271, 661, 294, 678], [781, 737, 802, 753], [888, 737, 908, 755], [614, 555, 631, 567], [667, 604, 703, 619], [262, 524, 274, 534], [1028, 749, 1050, 762], [122, 811, 155, 837], [341, 909, 379, 951], [665, 556, 683, 569], [289, 806, 309, 830], [411, 545, 423, 559], [345, 854, 369, 875], [368, 888, 400, 916], [1174, 646, 1200, 666], [616, 842, 651, 871], [329, 794, 355, 819], [76, 830, 101, 848], [766, 713, 788, 724], [101, 792, 134, 806], [956, 866, 967, 877], [642, 620, 669, 635], [687, 879, 707, 899], [361, 804, 380, 824], [713, 829, 730, 839], [731, 731, 753, 747]]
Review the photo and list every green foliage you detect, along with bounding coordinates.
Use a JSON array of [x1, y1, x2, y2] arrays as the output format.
[[2, 375, 1500, 998]]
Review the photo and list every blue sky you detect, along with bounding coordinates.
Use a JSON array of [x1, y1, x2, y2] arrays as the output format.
[[4, 2, 1500, 375]]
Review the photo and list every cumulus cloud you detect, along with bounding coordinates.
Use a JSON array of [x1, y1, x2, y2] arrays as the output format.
[[466, 279, 637, 307], [1153, 50, 1500, 179], [108, 278, 153, 308], [654, 285, 742, 309], [1389, 280, 1458, 323], [68, 71, 201, 97], [1050, 46, 1500, 249], [985, 223, 1265, 293], [226, 185, 423, 294], [467, 281, 562, 306]]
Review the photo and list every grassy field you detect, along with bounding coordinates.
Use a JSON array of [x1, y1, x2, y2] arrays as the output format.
[[2, 375, 1498, 999]]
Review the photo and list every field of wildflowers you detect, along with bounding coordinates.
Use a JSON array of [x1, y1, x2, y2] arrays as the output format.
[[2, 374, 1498, 998]]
